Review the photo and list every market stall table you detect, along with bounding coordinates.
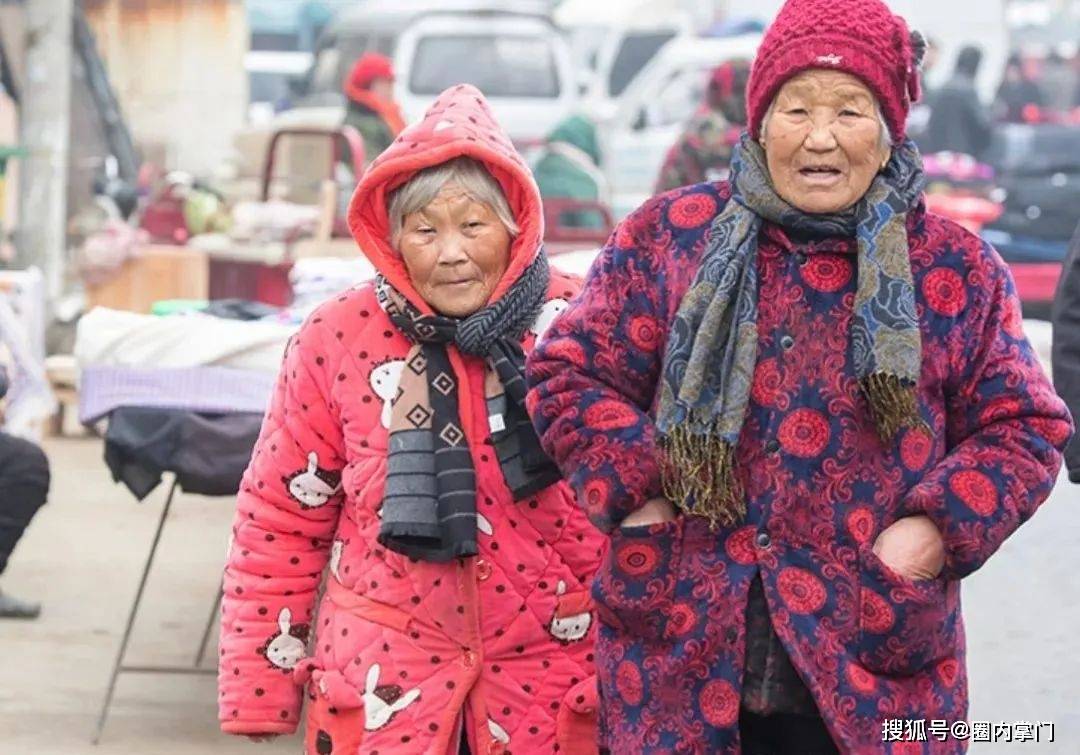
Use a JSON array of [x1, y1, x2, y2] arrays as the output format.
[[83, 366, 272, 743]]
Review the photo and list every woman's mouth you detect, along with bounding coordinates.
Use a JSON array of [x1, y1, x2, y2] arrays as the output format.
[[798, 166, 843, 185]]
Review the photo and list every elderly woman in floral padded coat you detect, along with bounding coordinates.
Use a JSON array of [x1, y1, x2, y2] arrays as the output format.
[[526, 0, 1074, 752]]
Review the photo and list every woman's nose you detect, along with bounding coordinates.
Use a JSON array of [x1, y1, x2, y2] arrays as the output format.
[[804, 118, 839, 151], [435, 233, 470, 264]]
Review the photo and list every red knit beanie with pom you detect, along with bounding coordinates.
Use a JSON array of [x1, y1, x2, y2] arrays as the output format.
[[746, 0, 921, 143]]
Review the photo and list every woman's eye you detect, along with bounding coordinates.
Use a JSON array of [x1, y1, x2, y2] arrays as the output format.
[[840, 109, 861, 117], [416, 227, 435, 235], [787, 108, 808, 116], [465, 221, 484, 230]]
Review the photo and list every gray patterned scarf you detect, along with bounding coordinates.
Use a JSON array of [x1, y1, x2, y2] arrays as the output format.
[[377, 253, 562, 561], [657, 134, 927, 529]]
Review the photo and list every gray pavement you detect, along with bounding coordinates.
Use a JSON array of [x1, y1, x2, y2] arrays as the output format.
[[0, 435, 1075, 754], [0, 437, 293, 755]]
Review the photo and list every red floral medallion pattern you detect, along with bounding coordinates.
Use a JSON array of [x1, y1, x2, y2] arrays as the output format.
[[900, 427, 933, 471], [615, 660, 643, 706], [861, 590, 897, 634], [948, 470, 999, 516], [699, 680, 739, 728], [667, 192, 718, 229], [615, 541, 660, 577], [923, 267, 967, 316], [802, 255, 853, 292], [777, 567, 828, 614], [778, 408, 831, 458]]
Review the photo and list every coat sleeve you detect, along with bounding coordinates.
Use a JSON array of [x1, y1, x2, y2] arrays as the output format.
[[218, 318, 345, 735], [527, 203, 670, 532], [901, 246, 1073, 580], [1051, 222, 1080, 482]]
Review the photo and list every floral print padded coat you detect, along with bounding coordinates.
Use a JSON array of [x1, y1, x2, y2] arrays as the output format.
[[526, 181, 1073, 753]]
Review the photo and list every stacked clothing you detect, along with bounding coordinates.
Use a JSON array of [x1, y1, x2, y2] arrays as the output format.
[[75, 307, 297, 500], [288, 256, 376, 310]]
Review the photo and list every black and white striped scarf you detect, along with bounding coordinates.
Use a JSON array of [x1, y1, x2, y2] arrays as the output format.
[[375, 253, 561, 561]]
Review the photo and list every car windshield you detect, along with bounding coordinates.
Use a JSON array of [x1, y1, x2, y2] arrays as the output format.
[[608, 31, 677, 97], [410, 34, 560, 98]]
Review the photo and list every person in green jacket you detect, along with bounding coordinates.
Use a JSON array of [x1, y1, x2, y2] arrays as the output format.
[[342, 53, 406, 166], [533, 114, 610, 230]]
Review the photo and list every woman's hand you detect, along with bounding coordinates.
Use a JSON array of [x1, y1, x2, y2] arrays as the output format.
[[872, 515, 945, 581], [620, 498, 678, 529]]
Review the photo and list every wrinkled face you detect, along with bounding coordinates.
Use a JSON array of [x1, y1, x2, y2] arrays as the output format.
[[762, 70, 891, 214], [397, 182, 512, 317]]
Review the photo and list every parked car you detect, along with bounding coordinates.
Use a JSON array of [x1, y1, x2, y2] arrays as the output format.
[[556, 0, 694, 115], [393, 11, 576, 147], [599, 33, 761, 218]]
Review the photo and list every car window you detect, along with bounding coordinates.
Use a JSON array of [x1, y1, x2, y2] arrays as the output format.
[[608, 32, 677, 97], [409, 35, 560, 98]]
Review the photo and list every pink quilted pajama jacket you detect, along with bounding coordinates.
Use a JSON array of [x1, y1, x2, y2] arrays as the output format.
[[218, 85, 605, 754]]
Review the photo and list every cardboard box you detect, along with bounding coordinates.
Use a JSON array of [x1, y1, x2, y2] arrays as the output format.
[[86, 244, 208, 314]]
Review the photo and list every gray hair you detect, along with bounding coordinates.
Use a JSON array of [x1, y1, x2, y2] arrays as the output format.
[[761, 97, 893, 151], [387, 156, 520, 247]]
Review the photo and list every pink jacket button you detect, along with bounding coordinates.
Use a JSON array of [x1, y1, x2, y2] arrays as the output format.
[[476, 559, 492, 581]]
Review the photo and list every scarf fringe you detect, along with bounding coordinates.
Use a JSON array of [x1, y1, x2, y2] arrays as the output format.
[[660, 428, 745, 530], [861, 372, 923, 442]]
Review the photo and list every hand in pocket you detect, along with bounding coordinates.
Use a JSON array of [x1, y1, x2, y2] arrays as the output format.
[[872, 515, 944, 582]]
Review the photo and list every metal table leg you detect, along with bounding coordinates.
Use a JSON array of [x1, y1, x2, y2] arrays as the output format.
[[93, 478, 180, 745], [193, 588, 222, 668]]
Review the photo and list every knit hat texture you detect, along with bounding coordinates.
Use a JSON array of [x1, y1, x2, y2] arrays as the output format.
[[746, 0, 921, 142]]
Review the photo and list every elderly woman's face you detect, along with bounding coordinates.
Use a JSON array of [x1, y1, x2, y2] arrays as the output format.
[[763, 70, 891, 214], [397, 181, 512, 317]]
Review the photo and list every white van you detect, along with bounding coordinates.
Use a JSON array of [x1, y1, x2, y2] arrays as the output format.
[[393, 12, 576, 147], [601, 34, 761, 218]]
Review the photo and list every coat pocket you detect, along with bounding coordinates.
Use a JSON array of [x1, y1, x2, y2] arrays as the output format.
[[556, 675, 599, 755], [320, 581, 415, 672], [329, 588, 414, 634], [855, 546, 957, 676], [591, 518, 684, 642]]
